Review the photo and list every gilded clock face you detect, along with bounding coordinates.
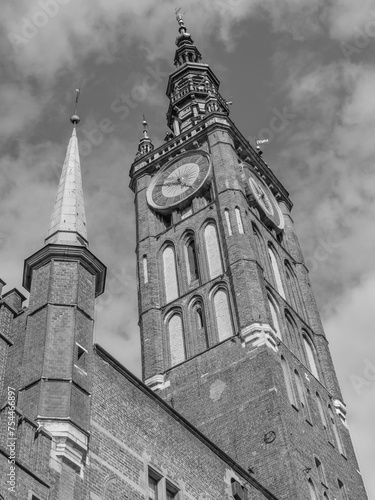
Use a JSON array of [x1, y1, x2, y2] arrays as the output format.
[[245, 168, 284, 230], [147, 151, 211, 213]]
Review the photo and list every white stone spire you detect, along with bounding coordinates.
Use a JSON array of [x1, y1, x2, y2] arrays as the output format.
[[45, 116, 88, 247]]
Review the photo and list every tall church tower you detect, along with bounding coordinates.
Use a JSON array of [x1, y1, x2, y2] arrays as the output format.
[[130, 14, 368, 500]]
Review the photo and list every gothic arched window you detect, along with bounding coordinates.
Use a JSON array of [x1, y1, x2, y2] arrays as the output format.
[[142, 255, 148, 284], [308, 479, 318, 500], [224, 209, 232, 236], [185, 237, 199, 284], [281, 356, 296, 406], [162, 245, 179, 303], [285, 311, 299, 354], [294, 369, 307, 409], [235, 207, 244, 234], [204, 223, 223, 279], [268, 294, 281, 339], [191, 300, 208, 353], [268, 245, 285, 299], [168, 313, 186, 367], [316, 392, 328, 430], [302, 332, 320, 380], [213, 288, 234, 342], [328, 405, 344, 454]]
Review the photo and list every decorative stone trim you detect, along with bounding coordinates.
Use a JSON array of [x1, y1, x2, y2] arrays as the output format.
[[334, 398, 348, 427], [240, 322, 279, 352], [144, 374, 171, 391], [41, 420, 88, 477], [23, 243, 106, 297]]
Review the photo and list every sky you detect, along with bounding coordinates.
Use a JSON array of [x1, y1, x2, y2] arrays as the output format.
[[0, 0, 374, 497]]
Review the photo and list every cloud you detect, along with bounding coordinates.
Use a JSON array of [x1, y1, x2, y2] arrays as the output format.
[[325, 0, 375, 41]]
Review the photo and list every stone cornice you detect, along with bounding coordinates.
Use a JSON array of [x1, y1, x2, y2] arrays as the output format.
[[23, 244, 106, 297]]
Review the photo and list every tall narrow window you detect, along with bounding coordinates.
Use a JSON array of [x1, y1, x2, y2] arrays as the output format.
[[213, 289, 234, 341], [294, 370, 308, 414], [338, 479, 348, 500], [192, 301, 208, 352], [224, 209, 232, 236], [148, 473, 159, 500], [303, 333, 320, 380], [315, 457, 327, 486], [285, 261, 298, 309], [268, 294, 281, 339], [268, 245, 285, 299], [281, 356, 296, 406], [168, 314, 186, 367], [235, 207, 244, 234], [204, 223, 223, 279], [186, 239, 199, 283], [316, 392, 328, 430], [252, 223, 265, 270], [308, 479, 318, 500], [143, 255, 148, 284], [328, 405, 344, 454], [163, 246, 179, 303]]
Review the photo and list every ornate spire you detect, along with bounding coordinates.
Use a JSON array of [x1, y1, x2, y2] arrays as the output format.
[[164, 13, 230, 135], [135, 116, 154, 159], [174, 11, 202, 66], [45, 92, 88, 247]]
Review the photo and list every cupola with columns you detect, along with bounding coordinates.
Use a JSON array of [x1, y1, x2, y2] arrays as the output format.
[[166, 12, 230, 136]]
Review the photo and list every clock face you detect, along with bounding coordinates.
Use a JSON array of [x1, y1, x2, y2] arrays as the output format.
[[147, 151, 211, 213], [245, 168, 284, 231]]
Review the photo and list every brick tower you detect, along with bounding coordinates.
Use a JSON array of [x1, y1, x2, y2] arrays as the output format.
[[18, 112, 106, 485], [130, 14, 368, 500]]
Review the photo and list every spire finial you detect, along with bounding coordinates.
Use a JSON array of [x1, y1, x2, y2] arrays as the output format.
[[70, 88, 81, 125], [142, 114, 149, 138], [136, 114, 154, 159]]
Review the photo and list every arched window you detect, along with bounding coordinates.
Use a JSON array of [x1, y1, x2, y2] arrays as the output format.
[[185, 238, 199, 283], [268, 245, 285, 299], [168, 313, 186, 367], [142, 255, 148, 284], [268, 294, 281, 339], [224, 209, 232, 236], [285, 260, 298, 308], [192, 301, 208, 353], [303, 333, 320, 380], [252, 223, 265, 269], [308, 479, 318, 500], [315, 457, 327, 486], [235, 207, 244, 234], [328, 405, 344, 454], [285, 311, 297, 352], [316, 392, 328, 430], [163, 246, 179, 303], [204, 223, 223, 279], [338, 479, 348, 500], [294, 370, 307, 410], [281, 356, 296, 405], [213, 288, 234, 341]]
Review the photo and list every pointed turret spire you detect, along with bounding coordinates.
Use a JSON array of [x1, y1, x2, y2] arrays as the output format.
[[135, 115, 154, 159], [165, 13, 230, 135], [174, 11, 202, 67], [45, 91, 88, 247]]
